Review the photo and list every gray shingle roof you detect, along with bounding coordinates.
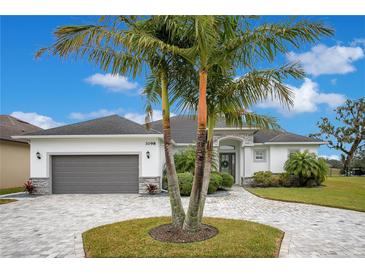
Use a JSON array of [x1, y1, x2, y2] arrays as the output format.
[[0, 115, 41, 143], [214, 118, 248, 128], [20, 114, 321, 143], [253, 130, 322, 143], [150, 115, 322, 144], [26, 115, 160, 136], [149, 116, 197, 143], [149, 116, 241, 143]]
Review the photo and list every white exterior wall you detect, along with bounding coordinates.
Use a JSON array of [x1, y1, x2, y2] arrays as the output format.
[[268, 144, 319, 173], [251, 146, 270, 174], [29, 137, 162, 178], [243, 146, 253, 178], [243, 144, 319, 177]]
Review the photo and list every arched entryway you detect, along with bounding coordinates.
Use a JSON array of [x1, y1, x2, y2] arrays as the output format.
[[216, 136, 244, 184]]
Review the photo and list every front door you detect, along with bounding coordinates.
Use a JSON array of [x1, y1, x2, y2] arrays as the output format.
[[219, 153, 235, 180]]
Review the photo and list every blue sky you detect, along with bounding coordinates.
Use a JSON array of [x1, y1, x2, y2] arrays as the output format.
[[1, 16, 364, 159]]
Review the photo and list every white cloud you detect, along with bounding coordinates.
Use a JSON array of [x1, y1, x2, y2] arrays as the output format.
[[287, 44, 364, 76], [351, 38, 365, 47], [330, 78, 337, 85], [69, 108, 124, 120], [123, 112, 150, 124], [319, 155, 340, 161], [10, 111, 64, 129], [257, 78, 346, 114], [85, 73, 139, 94]]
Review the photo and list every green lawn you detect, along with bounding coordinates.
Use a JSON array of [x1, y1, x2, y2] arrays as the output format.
[[0, 186, 24, 195], [247, 176, 365, 212], [0, 199, 17, 205], [83, 217, 283, 258]]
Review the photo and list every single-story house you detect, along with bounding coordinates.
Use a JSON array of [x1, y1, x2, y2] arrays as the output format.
[[0, 115, 41, 189], [14, 115, 325, 194]]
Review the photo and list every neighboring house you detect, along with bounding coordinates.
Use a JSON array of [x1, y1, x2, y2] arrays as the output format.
[[0, 115, 41, 189], [14, 115, 325, 194]]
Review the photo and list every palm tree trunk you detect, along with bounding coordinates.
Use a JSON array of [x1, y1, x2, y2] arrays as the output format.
[[197, 115, 214, 223], [160, 70, 185, 228], [183, 69, 208, 232]]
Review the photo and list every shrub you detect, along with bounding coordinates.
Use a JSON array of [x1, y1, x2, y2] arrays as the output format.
[[24, 180, 34, 194], [174, 146, 218, 174], [145, 184, 158, 194], [174, 148, 196, 173], [277, 172, 297, 187], [252, 171, 273, 187], [177, 172, 193, 196], [284, 151, 328, 187], [317, 158, 329, 183], [208, 172, 223, 194], [221, 172, 234, 188], [270, 175, 281, 187]]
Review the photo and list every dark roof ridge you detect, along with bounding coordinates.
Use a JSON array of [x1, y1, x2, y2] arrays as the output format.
[[269, 131, 314, 142], [0, 115, 42, 143], [113, 115, 162, 134], [149, 115, 196, 124], [22, 115, 161, 136], [27, 114, 119, 135], [0, 115, 36, 126], [268, 132, 287, 142]]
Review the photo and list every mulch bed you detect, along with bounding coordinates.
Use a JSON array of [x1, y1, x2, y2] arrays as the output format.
[[149, 223, 219, 243]]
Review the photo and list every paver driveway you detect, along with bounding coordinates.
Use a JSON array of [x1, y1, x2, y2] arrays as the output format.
[[1, 186, 364, 258]]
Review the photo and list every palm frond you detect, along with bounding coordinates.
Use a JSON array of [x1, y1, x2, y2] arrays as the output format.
[[233, 19, 334, 65], [228, 63, 305, 109]]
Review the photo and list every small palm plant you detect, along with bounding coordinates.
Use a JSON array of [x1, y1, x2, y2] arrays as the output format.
[[284, 151, 329, 186]]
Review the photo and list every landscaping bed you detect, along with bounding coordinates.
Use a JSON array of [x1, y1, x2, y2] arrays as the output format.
[[0, 199, 17, 205], [247, 176, 365, 212], [83, 217, 283, 258], [149, 223, 218, 243]]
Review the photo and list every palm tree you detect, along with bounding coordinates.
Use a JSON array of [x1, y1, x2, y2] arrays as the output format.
[[36, 16, 194, 228], [173, 63, 305, 222], [120, 16, 242, 231], [163, 16, 332, 231], [37, 15, 334, 232]]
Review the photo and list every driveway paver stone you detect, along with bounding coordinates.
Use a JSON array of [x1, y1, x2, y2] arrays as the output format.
[[1, 186, 364, 258]]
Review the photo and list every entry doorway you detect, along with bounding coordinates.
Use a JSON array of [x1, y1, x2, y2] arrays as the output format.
[[219, 153, 236, 180]]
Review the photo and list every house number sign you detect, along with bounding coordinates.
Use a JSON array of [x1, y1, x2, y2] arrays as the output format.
[[146, 141, 156, 145]]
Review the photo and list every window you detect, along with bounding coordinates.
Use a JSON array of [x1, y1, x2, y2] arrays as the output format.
[[254, 149, 266, 161]]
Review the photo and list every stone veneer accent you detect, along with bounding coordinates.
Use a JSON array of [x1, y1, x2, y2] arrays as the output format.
[[139, 177, 161, 194], [213, 131, 254, 146], [241, 177, 254, 186], [30, 177, 161, 194], [30, 178, 51, 195]]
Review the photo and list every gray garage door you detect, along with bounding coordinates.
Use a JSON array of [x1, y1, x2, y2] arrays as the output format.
[[52, 155, 139, 194]]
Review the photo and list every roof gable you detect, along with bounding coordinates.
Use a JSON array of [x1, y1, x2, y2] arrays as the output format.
[[0, 115, 41, 143], [253, 130, 322, 143], [150, 116, 322, 144], [150, 116, 197, 143], [18, 114, 322, 143], [27, 115, 160, 136]]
